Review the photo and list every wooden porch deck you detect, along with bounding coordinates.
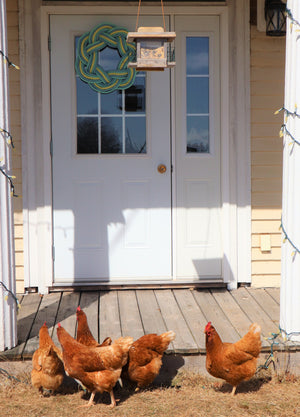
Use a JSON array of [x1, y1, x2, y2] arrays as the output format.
[[2, 286, 299, 360]]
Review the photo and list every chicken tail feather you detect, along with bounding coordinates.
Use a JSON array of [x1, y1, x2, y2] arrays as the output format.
[[249, 323, 261, 335], [161, 330, 176, 345], [114, 336, 134, 352], [234, 323, 261, 357]]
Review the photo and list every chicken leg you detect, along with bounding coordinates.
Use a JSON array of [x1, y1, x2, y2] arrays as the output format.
[[109, 390, 116, 408], [77, 391, 95, 408]]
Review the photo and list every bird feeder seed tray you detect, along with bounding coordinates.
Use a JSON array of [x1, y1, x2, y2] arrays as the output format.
[[127, 27, 176, 71]]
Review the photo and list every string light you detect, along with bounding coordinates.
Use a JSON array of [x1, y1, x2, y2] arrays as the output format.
[[0, 48, 18, 196], [280, 124, 300, 146], [0, 281, 20, 310], [275, 105, 300, 119], [275, 106, 300, 146], [257, 332, 279, 372], [286, 8, 300, 31], [0, 367, 25, 383], [279, 326, 300, 341], [257, 329, 300, 372], [0, 127, 14, 148], [280, 219, 300, 256], [0, 367, 29, 385], [0, 165, 17, 197], [0, 50, 20, 70]]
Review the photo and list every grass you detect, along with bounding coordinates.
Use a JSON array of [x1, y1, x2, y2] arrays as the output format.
[[0, 367, 300, 417]]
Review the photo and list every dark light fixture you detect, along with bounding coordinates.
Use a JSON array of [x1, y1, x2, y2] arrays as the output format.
[[265, 0, 286, 36]]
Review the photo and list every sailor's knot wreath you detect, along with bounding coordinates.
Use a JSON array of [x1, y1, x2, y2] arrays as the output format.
[[75, 24, 136, 93]]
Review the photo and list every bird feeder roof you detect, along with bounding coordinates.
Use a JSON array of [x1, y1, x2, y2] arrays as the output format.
[[127, 26, 176, 42]]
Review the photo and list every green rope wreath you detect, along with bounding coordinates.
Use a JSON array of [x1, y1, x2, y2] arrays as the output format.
[[75, 23, 137, 94]]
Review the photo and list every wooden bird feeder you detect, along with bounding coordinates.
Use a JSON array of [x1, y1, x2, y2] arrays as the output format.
[[127, 27, 176, 71]]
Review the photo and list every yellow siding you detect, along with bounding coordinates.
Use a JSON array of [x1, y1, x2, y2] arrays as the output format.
[[250, 26, 285, 287], [251, 275, 281, 288], [6, 2, 24, 292]]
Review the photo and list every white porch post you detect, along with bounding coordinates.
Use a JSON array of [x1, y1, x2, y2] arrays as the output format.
[[0, 0, 17, 350], [280, 0, 300, 342]]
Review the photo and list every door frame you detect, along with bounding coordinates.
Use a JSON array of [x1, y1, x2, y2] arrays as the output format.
[[20, 1, 251, 293]]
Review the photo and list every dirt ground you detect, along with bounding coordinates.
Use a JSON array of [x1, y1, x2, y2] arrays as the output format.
[[0, 360, 300, 417]]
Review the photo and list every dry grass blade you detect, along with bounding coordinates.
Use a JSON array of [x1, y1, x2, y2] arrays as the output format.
[[0, 369, 299, 417]]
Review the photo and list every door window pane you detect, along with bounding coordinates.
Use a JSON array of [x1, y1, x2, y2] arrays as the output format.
[[187, 77, 209, 114], [186, 37, 209, 75], [77, 117, 98, 153], [76, 78, 98, 115], [75, 38, 147, 155], [125, 117, 146, 154], [186, 37, 210, 153], [125, 78, 146, 113], [101, 117, 122, 153], [187, 116, 209, 153], [101, 90, 122, 115]]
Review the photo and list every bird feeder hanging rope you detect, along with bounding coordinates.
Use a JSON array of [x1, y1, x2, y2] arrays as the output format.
[[135, 0, 166, 32]]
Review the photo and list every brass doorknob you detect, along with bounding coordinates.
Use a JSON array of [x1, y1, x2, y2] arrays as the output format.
[[157, 164, 167, 174]]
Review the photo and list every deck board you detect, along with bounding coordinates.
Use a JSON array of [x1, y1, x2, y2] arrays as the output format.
[[78, 292, 99, 342], [51, 292, 80, 346], [99, 291, 121, 341], [193, 290, 240, 343], [265, 287, 280, 305], [23, 292, 61, 357], [118, 290, 144, 341], [17, 293, 42, 344], [247, 288, 280, 325], [211, 289, 270, 348], [211, 289, 252, 336], [155, 289, 198, 353], [136, 289, 167, 335], [231, 287, 279, 339], [7, 294, 42, 358], [2, 287, 298, 360], [173, 289, 206, 350]]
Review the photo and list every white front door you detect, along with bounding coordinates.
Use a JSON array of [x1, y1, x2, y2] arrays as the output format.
[[50, 13, 222, 284]]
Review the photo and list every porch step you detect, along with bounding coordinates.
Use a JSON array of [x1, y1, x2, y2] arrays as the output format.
[[2, 287, 299, 362]]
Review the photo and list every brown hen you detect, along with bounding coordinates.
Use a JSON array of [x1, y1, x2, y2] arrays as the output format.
[[76, 306, 112, 347], [204, 322, 261, 395], [31, 322, 64, 395], [57, 323, 133, 408], [125, 331, 176, 389]]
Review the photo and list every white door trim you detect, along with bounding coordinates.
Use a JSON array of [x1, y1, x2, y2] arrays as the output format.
[[20, 1, 250, 293], [227, 0, 251, 289]]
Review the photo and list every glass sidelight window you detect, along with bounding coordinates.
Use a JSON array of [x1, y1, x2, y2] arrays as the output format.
[[186, 37, 210, 153], [75, 40, 146, 155]]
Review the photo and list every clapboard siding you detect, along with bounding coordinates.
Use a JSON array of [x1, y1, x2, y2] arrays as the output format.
[[6, 1, 23, 294], [250, 25, 285, 287], [252, 137, 282, 152], [252, 208, 282, 220]]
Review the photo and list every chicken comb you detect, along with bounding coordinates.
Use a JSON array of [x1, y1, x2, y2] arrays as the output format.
[[57, 323, 61, 328], [76, 306, 81, 312], [204, 322, 212, 332]]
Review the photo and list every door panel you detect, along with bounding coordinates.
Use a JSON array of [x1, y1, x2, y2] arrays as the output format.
[[174, 16, 222, 278], [51, 15, 172, 282]]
